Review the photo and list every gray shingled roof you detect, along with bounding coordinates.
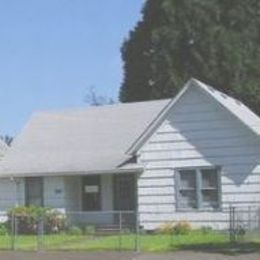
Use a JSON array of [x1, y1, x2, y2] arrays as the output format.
[[0, 99, 170, 176], [1, 79, 259, 177]]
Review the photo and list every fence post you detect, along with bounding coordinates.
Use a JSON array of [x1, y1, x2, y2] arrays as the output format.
[[119, 211, 122, 251], [229, 206, 236, 243], [229, 206, 232, 243], [37, 216, 44, 251], [248, 206, 251, 231], [134, 211, 140, 252], [11, 212, 16, 250]]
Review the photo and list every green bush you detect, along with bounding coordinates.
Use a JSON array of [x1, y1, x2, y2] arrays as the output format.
[[67, 226, 83, 235], [84, 225, 96, 235], [0, 223, 8, 235], [8, 206, 67, 234], [173, 221, 192, 235]]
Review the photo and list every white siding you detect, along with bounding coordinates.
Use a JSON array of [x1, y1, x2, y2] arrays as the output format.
[[137, 87, 260, 230], [0, 176, 68, 211], [64, 176, 81, 211], [43, 176, 66, 210], [0, 178, 25, 211]]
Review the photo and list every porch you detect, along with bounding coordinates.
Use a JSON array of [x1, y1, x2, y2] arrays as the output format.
[[20, 171, 139, 228], [62, 173, 138, 226]]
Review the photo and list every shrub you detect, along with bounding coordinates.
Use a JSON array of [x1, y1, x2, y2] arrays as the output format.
[[173, 221, 192, 235], [7, 206, 67, 234], [44, 210, 66, 234], [84, 225, 96, 235], [156, 222, 174, 234], [67, 226, 83, 235], [0, 223, 8, 236]]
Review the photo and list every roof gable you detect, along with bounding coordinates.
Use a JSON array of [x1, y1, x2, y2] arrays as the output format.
[[127, 78, 260, 154], [193, 79, 260, 136]]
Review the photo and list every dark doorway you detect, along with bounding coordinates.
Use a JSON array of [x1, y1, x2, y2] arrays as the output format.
[[25, 177, 44, 207], [82, 175, 101, 211], [113, 174, 137, 228], [113, 174, 136, 211]]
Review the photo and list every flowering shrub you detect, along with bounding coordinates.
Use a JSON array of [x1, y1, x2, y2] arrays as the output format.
[[8, 206, 66, 234]]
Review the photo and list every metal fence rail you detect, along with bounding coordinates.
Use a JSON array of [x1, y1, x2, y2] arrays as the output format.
[[0, 206, 259, 251]]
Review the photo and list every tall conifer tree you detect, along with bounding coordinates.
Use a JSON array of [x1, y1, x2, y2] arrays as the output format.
[[120, 0, 260, 114]]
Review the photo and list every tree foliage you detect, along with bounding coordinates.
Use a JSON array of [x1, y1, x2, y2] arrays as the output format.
[[120, 0, 260, 114]]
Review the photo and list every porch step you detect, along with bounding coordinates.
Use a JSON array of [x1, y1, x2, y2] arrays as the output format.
[[96, 224, 123, 236]]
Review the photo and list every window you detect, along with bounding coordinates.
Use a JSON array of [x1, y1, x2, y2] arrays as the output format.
[[25, 177, 43, 206], [176, 167, 220, 210], [82, 175, 101, 211]]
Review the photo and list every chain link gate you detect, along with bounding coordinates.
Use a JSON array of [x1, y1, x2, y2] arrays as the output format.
[[229, 206, 260, 243]]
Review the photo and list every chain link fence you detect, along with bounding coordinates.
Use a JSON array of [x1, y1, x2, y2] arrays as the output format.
[[8, 210, 139, 251], [0, 206, 258, 251], [229, 206, 260, 243]]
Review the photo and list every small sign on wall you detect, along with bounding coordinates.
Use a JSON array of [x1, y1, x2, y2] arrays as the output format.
[[84, 185, 99, 193], [55, 188, 62, 194]]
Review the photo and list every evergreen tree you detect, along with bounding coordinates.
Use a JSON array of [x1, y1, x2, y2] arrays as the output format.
[[120, 0, 260, 114]]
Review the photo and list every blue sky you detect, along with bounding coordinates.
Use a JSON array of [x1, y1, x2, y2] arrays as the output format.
[[0, 0, 143, 136]]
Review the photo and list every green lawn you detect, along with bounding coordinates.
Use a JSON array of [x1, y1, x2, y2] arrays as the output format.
[[0, 230, 258, 252]]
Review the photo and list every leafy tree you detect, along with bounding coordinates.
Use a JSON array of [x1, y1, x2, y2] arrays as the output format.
[[120, 0, 260, 115]]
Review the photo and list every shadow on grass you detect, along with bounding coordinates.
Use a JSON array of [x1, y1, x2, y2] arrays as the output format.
[[176, 242, 260, 255]]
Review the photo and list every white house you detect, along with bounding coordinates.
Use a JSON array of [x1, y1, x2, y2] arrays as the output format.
[[0, 79, 259, 230]]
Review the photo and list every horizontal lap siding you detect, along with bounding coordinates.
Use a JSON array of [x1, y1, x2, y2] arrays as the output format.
[[64, 176, 81, 211], [0, 178, 25, 211], [137, 87, 260, 230], [138, 177, 174, 187], [139, 195, 175, 205], [44, 176, 66, 209], [138, 186, 174, 196]]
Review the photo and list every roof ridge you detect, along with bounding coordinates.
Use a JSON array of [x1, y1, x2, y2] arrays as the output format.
[[35, 98, 171, 116]]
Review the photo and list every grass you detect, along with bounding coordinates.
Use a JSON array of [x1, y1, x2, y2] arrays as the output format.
[[0, 230, 258, 252]]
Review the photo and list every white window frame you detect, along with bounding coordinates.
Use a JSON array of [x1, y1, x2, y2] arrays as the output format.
[[175, 166, 222, 211]]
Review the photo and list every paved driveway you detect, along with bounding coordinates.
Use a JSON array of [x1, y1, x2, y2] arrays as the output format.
[[0, 251, 258, 260]]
